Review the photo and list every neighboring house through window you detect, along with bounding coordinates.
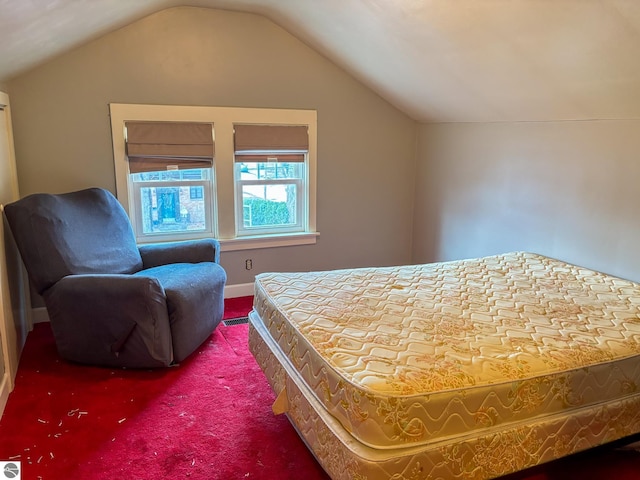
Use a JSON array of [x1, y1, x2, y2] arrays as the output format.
[[109, 104, 318, 251]]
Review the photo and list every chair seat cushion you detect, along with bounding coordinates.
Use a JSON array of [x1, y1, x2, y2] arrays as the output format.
[[135, 262, 227, 362]]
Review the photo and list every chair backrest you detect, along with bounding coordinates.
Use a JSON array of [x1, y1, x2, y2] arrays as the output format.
[[4, 187, 143, 295]]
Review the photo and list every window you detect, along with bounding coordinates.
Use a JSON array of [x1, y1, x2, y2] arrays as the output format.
[[234, 124, 308, 236], [110, 104, 317, 251], [132, 169, 212, 236], [190, 186, 204, 200], [236, 161, 305, 234], [124, 120, 214, 241]]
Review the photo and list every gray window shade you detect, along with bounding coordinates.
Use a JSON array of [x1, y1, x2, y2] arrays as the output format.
[[126, 121, 214, 173], [234, 124, 308, 162]]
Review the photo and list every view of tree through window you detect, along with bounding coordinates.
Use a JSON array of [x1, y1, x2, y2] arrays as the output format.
[[237, 162, 304, 231]]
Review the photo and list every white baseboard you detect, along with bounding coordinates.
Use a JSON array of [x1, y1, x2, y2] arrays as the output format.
[[224, 282, 254, 298], [31, 283, 254, 324]]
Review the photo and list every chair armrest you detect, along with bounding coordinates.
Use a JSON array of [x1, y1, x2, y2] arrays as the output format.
[[138, 239, 221, 268], [43, 274, 173, 367]]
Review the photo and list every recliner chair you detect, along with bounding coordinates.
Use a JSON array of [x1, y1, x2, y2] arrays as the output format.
[[3, 187, 227, 368]]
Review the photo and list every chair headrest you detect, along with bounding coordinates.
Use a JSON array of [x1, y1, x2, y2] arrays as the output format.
[[4, 188, 143, 294]]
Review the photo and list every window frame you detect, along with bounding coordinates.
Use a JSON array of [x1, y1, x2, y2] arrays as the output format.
[[109, 103, 318, 251]]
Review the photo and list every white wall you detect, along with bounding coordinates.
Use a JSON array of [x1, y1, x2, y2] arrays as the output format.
[[413, 120, 640, 282], [6, 7, 417, 287]]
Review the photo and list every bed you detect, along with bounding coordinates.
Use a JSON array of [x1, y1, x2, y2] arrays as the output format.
[[247, 252, 640, 479]]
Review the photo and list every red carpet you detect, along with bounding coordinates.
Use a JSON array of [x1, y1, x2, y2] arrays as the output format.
[[1, 295, 640, 479], [0, 296, 328, 480]]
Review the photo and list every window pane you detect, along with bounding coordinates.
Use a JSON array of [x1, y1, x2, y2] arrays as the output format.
[[139, 186, 208, 234], [239, 162, 303, 181], [133, 168, 209, 182], [242, 184, 297, 228]]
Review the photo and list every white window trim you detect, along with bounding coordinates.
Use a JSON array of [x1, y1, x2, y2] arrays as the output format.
[[109, 103, 317, 249]]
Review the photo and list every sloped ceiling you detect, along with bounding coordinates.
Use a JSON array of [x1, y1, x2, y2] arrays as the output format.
[[1, 0, 640, 123]]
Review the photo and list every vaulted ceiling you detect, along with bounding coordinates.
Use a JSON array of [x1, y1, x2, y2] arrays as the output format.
[[2, 0, 640, 123]]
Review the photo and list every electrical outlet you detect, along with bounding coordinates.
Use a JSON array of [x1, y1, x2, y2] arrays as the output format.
[[245, 259, 253, 270]]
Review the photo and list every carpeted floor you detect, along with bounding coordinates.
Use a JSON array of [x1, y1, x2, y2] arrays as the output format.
[[2, 295, 640, 479], [0, 296, 328, 480]]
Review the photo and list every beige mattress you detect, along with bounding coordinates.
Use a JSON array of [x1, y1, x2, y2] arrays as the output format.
[[248, 252, 640, 478]]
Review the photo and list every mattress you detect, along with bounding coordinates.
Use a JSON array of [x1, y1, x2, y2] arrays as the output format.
[[248, 252, 640, 478]]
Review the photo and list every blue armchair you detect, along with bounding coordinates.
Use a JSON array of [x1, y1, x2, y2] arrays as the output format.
[[4, 187, 227, 368]]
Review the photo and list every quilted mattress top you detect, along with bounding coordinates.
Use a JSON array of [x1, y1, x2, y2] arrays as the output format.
[[253, 252, 640, 449]]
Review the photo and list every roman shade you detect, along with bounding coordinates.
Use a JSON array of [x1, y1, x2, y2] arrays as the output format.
[[126, 121, 214, 173], [234, 124, 308, 162]]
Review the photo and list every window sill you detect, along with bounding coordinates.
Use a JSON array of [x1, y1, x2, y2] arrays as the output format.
[[220, 232, 319, 252]]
